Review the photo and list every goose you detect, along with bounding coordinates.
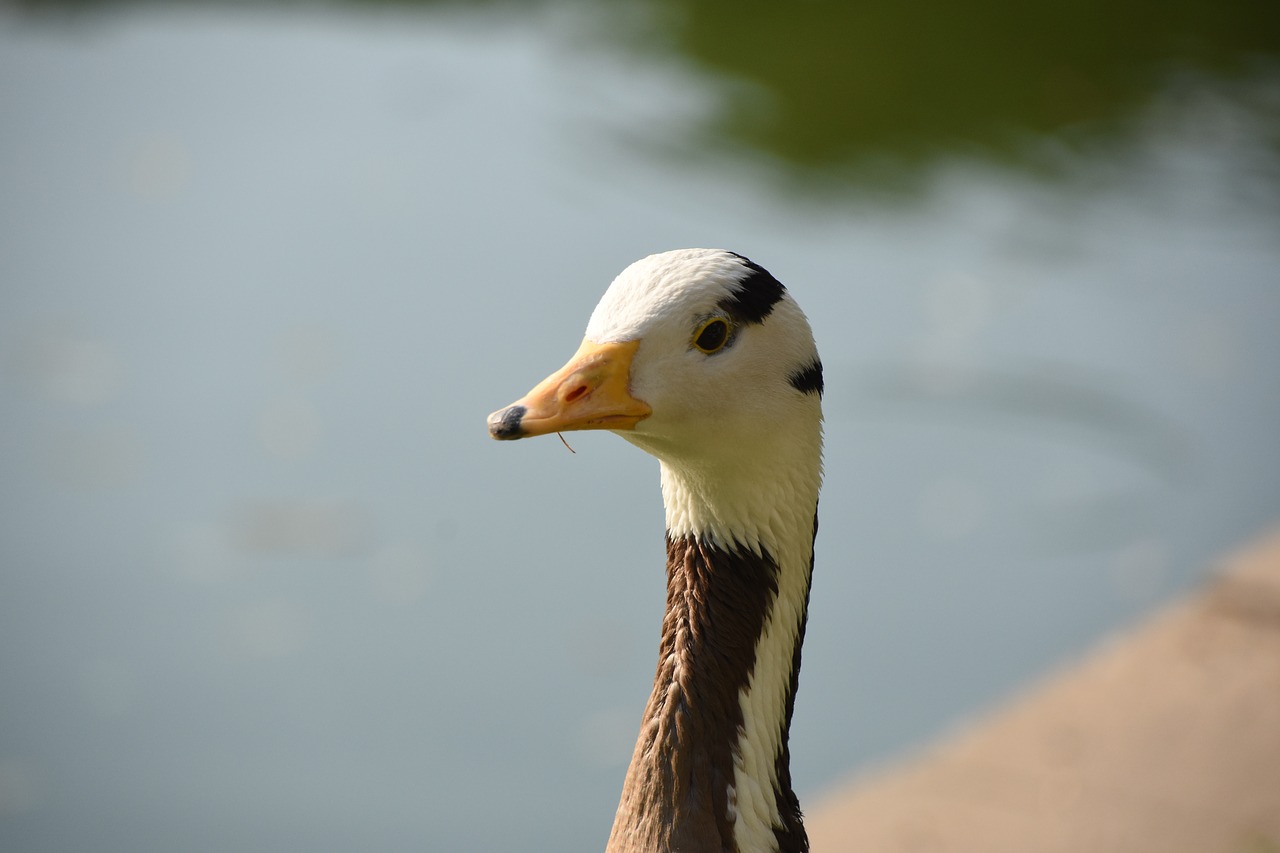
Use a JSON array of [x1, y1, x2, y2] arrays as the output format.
[[487, 248, 823, 853]]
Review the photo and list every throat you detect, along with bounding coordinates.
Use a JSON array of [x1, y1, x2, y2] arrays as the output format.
[[606, 532, 813, 853]]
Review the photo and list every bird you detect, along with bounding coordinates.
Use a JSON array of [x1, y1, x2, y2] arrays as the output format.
[[488, 248, 823, 853]]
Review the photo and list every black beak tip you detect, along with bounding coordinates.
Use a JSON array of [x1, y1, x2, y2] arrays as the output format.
[[488, 405, 527, 440]]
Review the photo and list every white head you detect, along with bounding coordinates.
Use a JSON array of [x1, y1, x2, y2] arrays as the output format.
[[488, 248, 824, 546], [585, 249, 822, 471]]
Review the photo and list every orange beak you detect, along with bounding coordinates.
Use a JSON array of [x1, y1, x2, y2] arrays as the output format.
[[487, 339, 651, 440]]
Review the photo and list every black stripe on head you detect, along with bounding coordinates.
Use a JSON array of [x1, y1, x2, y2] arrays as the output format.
[[788, 358, 824, 398], [720, 253, 786, 325]]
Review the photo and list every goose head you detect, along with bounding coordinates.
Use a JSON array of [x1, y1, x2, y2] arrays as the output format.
[[488, 248, 822, 477]]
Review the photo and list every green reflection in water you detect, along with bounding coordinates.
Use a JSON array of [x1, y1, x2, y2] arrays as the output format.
[[637, 0, 1280, 176], [14, 0, 1280, 188]]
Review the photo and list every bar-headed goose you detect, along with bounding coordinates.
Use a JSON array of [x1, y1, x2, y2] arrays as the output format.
[[488, 248, 823, 853]]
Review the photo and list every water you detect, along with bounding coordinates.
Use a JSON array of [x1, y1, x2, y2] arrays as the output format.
[[1, 4, 1277, 851]]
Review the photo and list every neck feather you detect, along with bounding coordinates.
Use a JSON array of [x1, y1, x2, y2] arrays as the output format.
[[607, 446, 820, 853]]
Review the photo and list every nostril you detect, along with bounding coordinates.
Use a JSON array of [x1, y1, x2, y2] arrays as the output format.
[[563, 383, 589, 404]]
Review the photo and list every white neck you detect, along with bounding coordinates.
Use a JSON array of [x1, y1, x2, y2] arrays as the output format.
[[658, 427, 822, 553]]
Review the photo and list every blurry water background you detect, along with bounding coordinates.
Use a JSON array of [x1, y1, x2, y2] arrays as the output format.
[[1, 1, 1278, 850]]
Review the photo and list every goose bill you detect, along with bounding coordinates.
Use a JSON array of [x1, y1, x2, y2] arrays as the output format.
[[487, 339, 651, 440]]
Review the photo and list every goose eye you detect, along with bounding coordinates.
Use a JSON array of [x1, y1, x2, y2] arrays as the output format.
[[693, 318, 730, 354]]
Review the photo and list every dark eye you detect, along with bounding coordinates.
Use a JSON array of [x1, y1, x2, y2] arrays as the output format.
[[693, 318, 730, 354]]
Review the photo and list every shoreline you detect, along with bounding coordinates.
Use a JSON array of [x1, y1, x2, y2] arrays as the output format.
[[806, 527, 1280, 852]]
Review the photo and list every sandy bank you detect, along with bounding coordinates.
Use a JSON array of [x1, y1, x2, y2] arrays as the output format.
[[806, 527, 1280, 852]]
